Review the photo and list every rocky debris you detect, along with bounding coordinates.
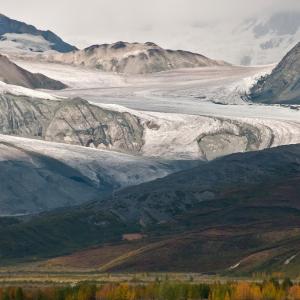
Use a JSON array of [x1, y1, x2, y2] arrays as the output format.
[[197, 119, 269, 160]]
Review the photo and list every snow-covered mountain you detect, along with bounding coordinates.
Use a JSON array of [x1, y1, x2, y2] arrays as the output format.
[[0, 53, 66, 89], [0, 13, 77, 54], [186, 11, 300, 66], [234, 11, 300, 65], [46, 41, 229, 74], [250, 42, 300, 104], [1, 12, 299, 68]]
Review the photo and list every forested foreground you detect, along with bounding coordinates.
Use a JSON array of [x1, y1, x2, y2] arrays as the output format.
[[1, 278, 300, 300]]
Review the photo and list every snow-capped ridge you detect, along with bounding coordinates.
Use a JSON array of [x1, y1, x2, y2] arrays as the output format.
[[0, 13, 77, 55]]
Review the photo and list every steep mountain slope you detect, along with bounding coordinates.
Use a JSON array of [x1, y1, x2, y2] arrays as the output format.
[[0, 134, 195, 215], [0, 144, 300, 270], [97, 143, 300, 225], [46, 41, 228, 74], [0, 13, 76, 53], [0, 140, 98, 215], [250, 42, 300, 104], [0, 54, 66, 89], [101, 175, 300, 275]]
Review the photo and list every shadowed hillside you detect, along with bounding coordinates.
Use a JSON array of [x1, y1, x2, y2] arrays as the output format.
[[0, 144, 300, 276]]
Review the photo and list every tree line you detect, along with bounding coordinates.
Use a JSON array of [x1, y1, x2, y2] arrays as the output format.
[[0, 278, 299, 300]]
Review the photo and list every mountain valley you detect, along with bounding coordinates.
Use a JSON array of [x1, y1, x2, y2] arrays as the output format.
[[0, 9, 300, 279]]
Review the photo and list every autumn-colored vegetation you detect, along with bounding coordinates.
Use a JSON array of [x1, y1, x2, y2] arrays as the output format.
[[0, 278, 298, 300]]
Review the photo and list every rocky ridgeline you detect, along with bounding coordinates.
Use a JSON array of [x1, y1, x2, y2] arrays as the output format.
[[47, 41, 229, 74]]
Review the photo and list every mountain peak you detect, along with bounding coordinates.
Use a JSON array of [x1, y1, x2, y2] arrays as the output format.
[[144, 42, 159, 47], [111, 41, 128, 49], [0, 14, 77, 53]]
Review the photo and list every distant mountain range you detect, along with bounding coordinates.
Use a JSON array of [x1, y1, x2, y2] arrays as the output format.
[[46, 41, 229, 74], [0, 14, 229, 74], [0, 13, 77, 53], [1, 12, 300, 67], [184, 11, 300, 66], [250, 42, 300, 104], [0, 53, 66, 89]]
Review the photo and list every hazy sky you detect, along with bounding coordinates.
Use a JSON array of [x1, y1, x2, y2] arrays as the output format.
[[1, 0, 300, 52]]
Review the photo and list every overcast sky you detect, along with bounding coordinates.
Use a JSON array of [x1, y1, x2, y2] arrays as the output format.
[[1, 0, 300, 53]]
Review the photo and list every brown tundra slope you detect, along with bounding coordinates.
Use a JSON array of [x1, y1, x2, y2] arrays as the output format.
[[46, 41, 229, 74], [1, 144, 300, 276], [0, 53, 66, 89]]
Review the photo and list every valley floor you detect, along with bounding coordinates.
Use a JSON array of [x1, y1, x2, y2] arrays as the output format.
[[13, 60, 300, 160], [16, 60, 300, 122]]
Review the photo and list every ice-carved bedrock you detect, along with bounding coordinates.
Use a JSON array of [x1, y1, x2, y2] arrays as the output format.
[[0, 93, 57, 137], [197, 119, 272, 160], [44, 98, 144, 153], [197, 118, 300, 160], [0, 94, 144, 154]]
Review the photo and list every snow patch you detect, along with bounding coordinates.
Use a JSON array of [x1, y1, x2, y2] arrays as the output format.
[[0, 80, 60, 100], [284, 254, 297, 265], [229, 262, 241, 270], [0, 33, 52, 54], [14, 60, 127, 89]]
